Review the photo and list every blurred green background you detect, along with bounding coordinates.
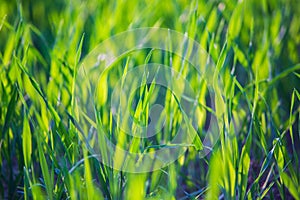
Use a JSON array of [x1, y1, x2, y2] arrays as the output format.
[[0, 0, 300, 199]]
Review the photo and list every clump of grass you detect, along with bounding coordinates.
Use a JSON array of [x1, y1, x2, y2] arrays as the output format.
[[0, 0, 300, 199]]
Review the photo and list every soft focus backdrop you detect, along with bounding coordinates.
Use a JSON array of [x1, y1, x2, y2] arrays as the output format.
[[0, 0, 300, 199]]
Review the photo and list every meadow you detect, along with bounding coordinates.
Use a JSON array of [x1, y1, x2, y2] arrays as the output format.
[[0, 0, 300, 199]]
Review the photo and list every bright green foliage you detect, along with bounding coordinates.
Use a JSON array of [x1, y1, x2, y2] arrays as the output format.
[[0, 0, 300, 199]]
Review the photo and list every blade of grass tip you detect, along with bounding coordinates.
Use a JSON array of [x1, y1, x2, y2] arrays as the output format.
[[2, 19, 14, 32], [260, 182, 275, 199], [3, 28, 15, 66], [260, 163, 274, 192], [212, 40, 227, 89], [250, 144, 277, 192], [227, 1, 243, 42], [72, 33, 85, 108], [0, 15, 7, 31], [293, 72, 300, 79]]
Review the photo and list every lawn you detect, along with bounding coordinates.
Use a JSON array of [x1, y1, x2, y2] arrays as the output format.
[[0, 0, 300, 199]]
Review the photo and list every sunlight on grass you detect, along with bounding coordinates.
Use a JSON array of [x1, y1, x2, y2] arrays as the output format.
[[0, 0, 299, 199]]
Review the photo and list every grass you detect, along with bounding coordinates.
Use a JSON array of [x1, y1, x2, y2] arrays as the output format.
[[0, 0, 300, 199]]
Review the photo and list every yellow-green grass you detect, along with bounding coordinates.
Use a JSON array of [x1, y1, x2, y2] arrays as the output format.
[[0, 0, 300, 199]]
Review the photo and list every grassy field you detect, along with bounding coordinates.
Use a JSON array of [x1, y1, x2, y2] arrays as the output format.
[[0, 0, 300, 199]]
